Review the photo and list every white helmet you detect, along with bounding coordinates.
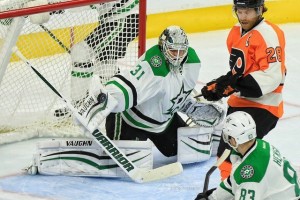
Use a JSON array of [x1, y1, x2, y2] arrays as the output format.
[[222, 111, 256, 149], [158, 25, 189, 71]]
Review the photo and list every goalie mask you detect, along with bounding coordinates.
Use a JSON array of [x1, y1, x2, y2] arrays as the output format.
[[158, 26, 189, 72], [222, 111, 256, 150]]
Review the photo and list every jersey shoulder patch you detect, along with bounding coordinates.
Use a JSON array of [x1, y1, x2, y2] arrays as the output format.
[[234, 140, 270, 184], [144, 45, 170, 77]]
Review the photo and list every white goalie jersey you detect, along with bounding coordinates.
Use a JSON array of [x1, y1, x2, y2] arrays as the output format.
[[105, 45, 201, 133]]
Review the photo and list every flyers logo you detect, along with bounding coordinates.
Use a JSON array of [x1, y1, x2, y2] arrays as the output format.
[[229, 48, 245, 75]]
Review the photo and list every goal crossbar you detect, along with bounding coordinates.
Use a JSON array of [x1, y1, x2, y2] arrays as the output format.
[[0, 0, 114, 19]]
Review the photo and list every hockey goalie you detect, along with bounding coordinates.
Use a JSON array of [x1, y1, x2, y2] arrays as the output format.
[[26, 25, 226, 178]]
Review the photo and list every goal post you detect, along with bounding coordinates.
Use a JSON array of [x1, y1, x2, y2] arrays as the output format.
[[0, 0, 146, 144]]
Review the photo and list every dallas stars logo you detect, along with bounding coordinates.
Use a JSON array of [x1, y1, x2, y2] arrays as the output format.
[[240, 165, 254, 179], [164, 84, 192, 116], [150, 55, 162, 68]]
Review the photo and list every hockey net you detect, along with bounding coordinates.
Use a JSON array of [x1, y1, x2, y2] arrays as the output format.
[[0, 0, 146, 144]]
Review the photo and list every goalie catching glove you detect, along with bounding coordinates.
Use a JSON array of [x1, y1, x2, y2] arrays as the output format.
[[181, 97, 226, 127], [75, 76, 118, 132]]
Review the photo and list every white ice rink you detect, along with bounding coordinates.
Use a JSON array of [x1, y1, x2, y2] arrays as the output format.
[[0, 23, 300, 200]]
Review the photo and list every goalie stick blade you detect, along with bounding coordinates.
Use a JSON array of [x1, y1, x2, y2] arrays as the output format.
[[134, 162, 183, 183]]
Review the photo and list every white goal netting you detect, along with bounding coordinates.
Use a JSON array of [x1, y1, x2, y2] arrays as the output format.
[[0, 0, 144, 144]]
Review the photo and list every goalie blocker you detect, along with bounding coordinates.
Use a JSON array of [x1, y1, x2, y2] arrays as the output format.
[[27, 138, 154, 177]]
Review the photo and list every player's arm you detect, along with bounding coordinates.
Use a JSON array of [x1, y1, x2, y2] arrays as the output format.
[[105, 57, 161, 112], [200, 71, 241, 101], [74, 50, 161, 131], [235, 49, 283, 99]]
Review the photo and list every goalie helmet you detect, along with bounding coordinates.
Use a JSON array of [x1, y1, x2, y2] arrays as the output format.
[[233, 0, 264, 8], [222, 111, 256, 149], [158, 25, 189, 72]]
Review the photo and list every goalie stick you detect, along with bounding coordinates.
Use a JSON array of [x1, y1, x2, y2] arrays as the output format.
[[202, 149, 231, 195], [193, 89, 202, 99], [12, 47, 183, 183], [39, 24, 71, 54]]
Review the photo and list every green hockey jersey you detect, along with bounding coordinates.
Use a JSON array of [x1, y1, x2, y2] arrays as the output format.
[[210, 139, 300, 200]]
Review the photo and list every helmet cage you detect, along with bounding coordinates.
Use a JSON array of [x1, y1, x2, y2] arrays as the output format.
[[159, 26, 189, 72], [162, 41, 188, 69]]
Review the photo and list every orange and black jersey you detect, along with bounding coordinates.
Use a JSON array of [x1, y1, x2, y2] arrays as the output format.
[[226, 19, 286, 118]]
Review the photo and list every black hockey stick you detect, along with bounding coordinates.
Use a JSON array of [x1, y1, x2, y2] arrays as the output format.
[[13, 47, 183, 183], [203, 149, 230, 195], [39, 24, 71, 53], [194, 93, 203, 99]]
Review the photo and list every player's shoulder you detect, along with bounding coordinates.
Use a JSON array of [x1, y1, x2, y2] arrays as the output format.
[[258, 20, 283, 32], [252, 20, 285, 42], [233, 140, 271, 184], [227, 23, 241, 43], [228, 23, 241, 34], [186, 47, 201, 64], [143, 45, 170, 77]]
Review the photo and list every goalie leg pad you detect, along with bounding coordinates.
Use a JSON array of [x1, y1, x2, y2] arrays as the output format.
[[31, 138, 153, 177], [177, 126, 213, 164]]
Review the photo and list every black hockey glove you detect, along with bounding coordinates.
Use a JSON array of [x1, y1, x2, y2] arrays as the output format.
[[214, 72, 240, 97], [194, 188, 216, 200], [201, 72, 236, 101]]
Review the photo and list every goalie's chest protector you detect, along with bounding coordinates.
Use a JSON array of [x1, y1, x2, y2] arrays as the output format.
[[121, 45, 201, 133]]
